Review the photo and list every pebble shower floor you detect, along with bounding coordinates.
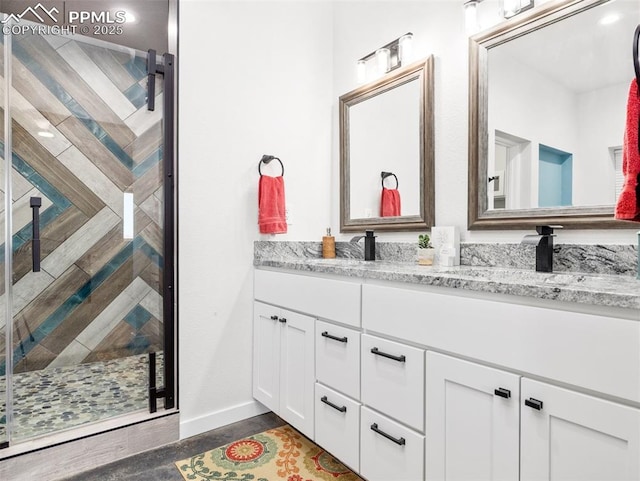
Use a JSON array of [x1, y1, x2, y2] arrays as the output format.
[[0, 353, 164, 442]]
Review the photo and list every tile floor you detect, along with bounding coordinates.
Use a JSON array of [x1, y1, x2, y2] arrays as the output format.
[[59, 412, 285, 481]]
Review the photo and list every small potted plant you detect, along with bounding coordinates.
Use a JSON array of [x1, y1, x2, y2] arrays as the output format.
[[417, 234, 435, 266]]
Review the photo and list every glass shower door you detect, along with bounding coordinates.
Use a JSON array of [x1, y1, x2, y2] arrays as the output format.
[[2, 24, 173, 443]]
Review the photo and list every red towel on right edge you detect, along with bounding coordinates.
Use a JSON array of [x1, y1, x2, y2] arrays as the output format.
[[615, 78, 640, 222], [258, 175, 287, 234], [380, 187, 401, 217]]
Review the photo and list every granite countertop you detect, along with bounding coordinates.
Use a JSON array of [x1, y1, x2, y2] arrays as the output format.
[[254, 257, 640, 312]]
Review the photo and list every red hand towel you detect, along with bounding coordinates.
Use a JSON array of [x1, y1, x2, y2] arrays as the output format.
[[258, 175, 287, 234], [380, 187, 401, 217], [615, 78, 640, 222]]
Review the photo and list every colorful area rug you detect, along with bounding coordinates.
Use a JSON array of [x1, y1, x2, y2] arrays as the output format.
[[175, 425, 363, 481]]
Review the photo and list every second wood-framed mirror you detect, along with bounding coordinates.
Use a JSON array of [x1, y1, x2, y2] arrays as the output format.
[[468, 0, 639, 230], [340, 56, 435, 232]]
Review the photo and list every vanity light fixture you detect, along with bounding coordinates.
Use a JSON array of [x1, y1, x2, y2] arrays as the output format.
[[464, 0, 482, 35], [356, 32, 413, 83], [502, 0, 534, 19]]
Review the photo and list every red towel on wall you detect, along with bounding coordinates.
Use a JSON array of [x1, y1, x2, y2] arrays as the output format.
[[258, 175, 287, 234], [615, 78, 640, 222], [380, 187, 401, 217]]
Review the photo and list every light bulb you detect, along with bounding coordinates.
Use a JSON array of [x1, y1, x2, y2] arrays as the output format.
[[357, 60, 367, 83], [376, 48, 391, 77], [464, 1, 479, 35], [503, 0, 520, 18], [399, 33, 413, 65]]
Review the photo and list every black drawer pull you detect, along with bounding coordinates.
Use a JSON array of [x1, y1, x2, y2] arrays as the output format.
[[279, 317, 287, 323], [370, 423, 405, 446], [270, 315, 278, 320], [371, 347, 406, 363], [494, 388, 511, 399], [320, 396, 347, 413], [525, 398, 543, 410], [322, 331, 348, 343]]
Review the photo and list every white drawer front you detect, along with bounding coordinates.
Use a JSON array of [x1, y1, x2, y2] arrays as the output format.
[[314, 383, 360, 472], [361, 334, 425, 431], [316, 321, 360, 399], [360, 406, 424, 481], [255, 269, 361, 327], [363, 283, 640, 402]]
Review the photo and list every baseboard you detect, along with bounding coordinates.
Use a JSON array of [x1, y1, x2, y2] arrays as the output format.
[[179, 400, 269, 440]]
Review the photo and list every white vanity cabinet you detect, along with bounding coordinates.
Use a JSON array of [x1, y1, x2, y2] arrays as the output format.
[[521, 378, 640, 481], [252, 301, 315, 438], [425, 352, 520, 481], [253, 266, 640, 480]]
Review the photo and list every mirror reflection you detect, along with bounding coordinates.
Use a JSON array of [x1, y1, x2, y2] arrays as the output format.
[[340, 57, 434, 232], [469, 0, 640, 229], [349, 79, 420, 218]]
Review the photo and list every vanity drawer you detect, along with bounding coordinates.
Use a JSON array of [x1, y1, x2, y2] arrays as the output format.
[[361, 334, 425, 431], [316, 320, 360, 399], [362, 284, 640, 403], [255, 269, 361, 327], [314, 383, 360, 473], [360, 406, 424, 481]]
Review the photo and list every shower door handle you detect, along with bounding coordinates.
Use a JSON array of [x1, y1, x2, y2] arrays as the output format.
[[30, 196, 41, 272]]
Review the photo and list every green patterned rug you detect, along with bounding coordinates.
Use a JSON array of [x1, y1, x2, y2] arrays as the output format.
[[175, 425, 363, 481]]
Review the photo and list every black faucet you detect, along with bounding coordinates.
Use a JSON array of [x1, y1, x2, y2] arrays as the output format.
[[350, 230, 376, 261], [521, 225, 562, 272]]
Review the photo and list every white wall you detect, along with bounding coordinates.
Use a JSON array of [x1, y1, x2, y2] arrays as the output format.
[[178, 0, 333, 438], [574, 81, 627, 206], [178, 0, 638, 439], [489, 51, 580, 209]]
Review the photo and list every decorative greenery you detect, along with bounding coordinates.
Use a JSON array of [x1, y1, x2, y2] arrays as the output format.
[[418, 234, 433, 249]]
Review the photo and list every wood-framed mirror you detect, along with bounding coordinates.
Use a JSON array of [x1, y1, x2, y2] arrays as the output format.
[[468, 0, 639, 229], [340, 56, 435, 232]]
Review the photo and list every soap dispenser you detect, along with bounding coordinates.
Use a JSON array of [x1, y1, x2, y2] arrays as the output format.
[[322, 227, 336, 259], [364, 230, 376, 261]]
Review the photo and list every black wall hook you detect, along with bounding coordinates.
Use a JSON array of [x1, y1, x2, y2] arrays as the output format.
[[381, 171, 399, 189], [258, 154, 284, 176]]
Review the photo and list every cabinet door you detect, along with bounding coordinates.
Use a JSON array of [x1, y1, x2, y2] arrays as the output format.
[[280, 309, 315, 439], [252, 301, 281, 412], [521, 378, 640, 481], [425, 352, 520, 481]]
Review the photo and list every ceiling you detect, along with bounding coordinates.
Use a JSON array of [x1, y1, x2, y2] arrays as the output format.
[[0, 0, 169, 53], [489, 0, 640, 94]]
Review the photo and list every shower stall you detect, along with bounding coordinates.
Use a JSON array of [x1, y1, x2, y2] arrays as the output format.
[[0, 18, 175, 449]]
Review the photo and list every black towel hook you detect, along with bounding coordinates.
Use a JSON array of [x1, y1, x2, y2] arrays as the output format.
[[634, 24, 640, 95], [381, 171, 399, 189], [258, 154, 284, 176]]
